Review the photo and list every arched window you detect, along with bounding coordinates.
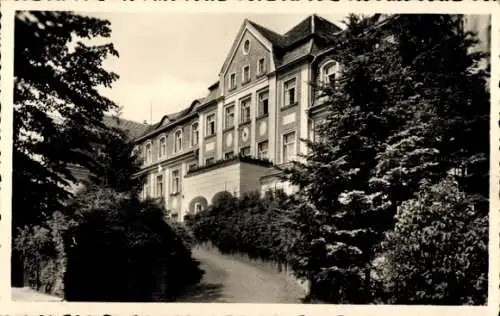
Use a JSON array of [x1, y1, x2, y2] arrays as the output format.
[[321, 60, 340, 85], [191, 123, 199, 146], [159, 135, 167, 158], [131, 146, 139, 158], [145, 142, 152, 164], [174, 129, 182, 153]]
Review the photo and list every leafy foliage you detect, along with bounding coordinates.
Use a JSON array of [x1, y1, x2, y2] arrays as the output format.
[[375, 178, 488, 304], [283, 14, 489, 304], [13, 11, 119, 230], [63, 186, 203, 302], [186, 190, 297, 265], [13, 211, 75, 296]]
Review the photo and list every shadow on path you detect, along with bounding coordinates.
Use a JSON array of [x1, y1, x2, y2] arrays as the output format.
[[177, 247, 306, 303]]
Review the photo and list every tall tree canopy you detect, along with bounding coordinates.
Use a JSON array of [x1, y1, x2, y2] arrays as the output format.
[[284, 14, 489, 303], [13, 11, 119, 230]]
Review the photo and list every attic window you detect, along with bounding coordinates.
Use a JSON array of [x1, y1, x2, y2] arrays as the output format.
[[321, 61, 340, 86], [243, 39, 250, 55]]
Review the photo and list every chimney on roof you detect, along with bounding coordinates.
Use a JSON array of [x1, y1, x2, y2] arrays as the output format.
[[143, 120, 148, 125]]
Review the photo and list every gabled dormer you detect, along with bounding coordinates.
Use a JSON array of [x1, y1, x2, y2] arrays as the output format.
[[219, 19, 277, 96]]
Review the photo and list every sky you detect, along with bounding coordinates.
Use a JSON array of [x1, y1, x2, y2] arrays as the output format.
[[87, 13, 346, 124]]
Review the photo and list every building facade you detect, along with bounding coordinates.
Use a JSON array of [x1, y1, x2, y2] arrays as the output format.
[[133, 14, 491, 221]]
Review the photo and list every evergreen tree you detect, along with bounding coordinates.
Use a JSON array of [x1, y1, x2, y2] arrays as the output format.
[[284, 14, 489, 303], [284, 15, 403, 303], [13, 11, 119, 230], [371, 15, 489, 218], [88, 123, 145, 195]]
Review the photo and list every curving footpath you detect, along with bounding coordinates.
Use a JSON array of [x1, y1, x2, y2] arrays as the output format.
[[177, 247, 306, 303]]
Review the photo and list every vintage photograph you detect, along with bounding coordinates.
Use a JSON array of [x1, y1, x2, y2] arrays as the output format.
[[10, 10, 491, 305]]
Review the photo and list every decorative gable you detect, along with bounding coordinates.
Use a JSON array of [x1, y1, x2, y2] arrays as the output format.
[[220, 20, 276, 95]]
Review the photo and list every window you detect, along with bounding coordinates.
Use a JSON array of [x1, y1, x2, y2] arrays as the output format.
[[224, 105, 235, 129], [132, 146, 139, 158], [322, 61, 339, 85], [174, 130, 182, 153], [229, 73, 236, 90], [240, 98, 251, 123], [145, 142, 152, 163], [308, 119, 315, 142], [191, 123, 199, 146], [258, 90, 269, 117], [258, 58, 265, 75], [284, 78, 297, 107], [194, 202, 204, 213], [242, 65, 250, 83], [159, 136, 167, 158], [282, 131, 296, 163], [171, 170, 180, 193], [243, 39, 250, 54], [206, 113, 216, 136], [156, 175, 164, 197], [240, 146, 250, 156], [257, 141, 269, 160], [224, 152, 234, 160], [143, 181, 150, 199], [205, 157, 215, 166]]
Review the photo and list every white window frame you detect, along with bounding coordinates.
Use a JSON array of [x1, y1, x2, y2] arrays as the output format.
[[145, 141, 153, 164], [242, 39, 250, 55], [224, 104, 235, 129], [258, 90, 269, 117], [240, 146, 250, 156], [158, 135, 167, 158], [156, 174, 164, 197], [143, 180, 150, 199], [205, 157, 215, 166], [321, 60, 340, 85], [132, 146, 139, 158], [257, 140, 269, 160], [205, 112, 216, 137], [171, 170, 180, 193], [242, 65, 250, 83], [240, 98, 251, 123], [194, 202, 203, 213], [283, 78, 297, 107], [191, 122, 199, 146], [229, 72, 236, 90], [174, 129, 183, 153], [258, 58, 266, 75], [282, 131, 296, 163]]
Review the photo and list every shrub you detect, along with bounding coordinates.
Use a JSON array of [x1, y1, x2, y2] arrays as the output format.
[[186, 190, 297, 266], [63, 187, 203, 301], [13, 211, 75, 297], [376, 178, 488, 305]]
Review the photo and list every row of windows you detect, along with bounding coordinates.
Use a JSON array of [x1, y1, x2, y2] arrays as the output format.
[[142, 131, 297, 200], [142, 169, 183, 199], [210, 130, 296, 165], [228, 57, 267, 91], [139, 75, 302, 165], [142, 123, 200, 164]]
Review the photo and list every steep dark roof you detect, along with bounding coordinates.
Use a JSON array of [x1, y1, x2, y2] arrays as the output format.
[[102, 116, 150, 140], [249, 14, 342, 51]]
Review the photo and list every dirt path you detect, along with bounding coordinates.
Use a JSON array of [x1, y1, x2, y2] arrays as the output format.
[[177, 247, 306, 303], [12, 287, 63, 301]]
